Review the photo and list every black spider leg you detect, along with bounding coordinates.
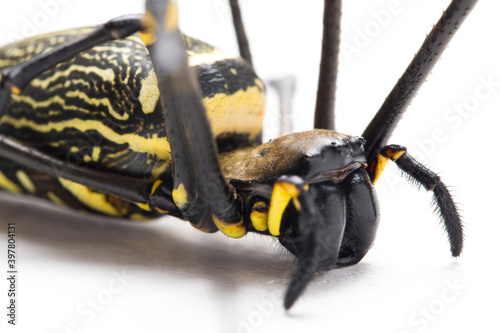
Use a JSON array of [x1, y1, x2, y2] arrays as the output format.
[[0, 15, 181, 216], [0, 134, 180, 217], [363, 0, 479, 164], [144, 0, 242, 229], [229, 0, 253, 66], [314, 0, 342, 130], [370, 145, 462, 256]]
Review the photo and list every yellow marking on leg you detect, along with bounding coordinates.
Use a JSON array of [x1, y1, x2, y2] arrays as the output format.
[[0, 116, 171, 161], [11, 86, 21, 95], [46, 191, 67, 207], [172, 183, 188, 208], [165, 0, 179, 32], [250, 211, 268, 231], [133, 181, 165, 212], [371, 155, 389, 185], [16, 170, 35, 193], [291, 197, 301, 212], [140, 2, 178, 42], [139, 28, 157, 46], [212, 213, 246, 239], [130, 213, 153, 221], [139, 70, 160, 114], [92, 147, 101, 162], [150, 162, 169, 180], [250, 201, 269, 232], [151, 180, 163, 195], [230, 68, 237, 75], [387, 150, 405, 161], [372, 148, 406, 185], [58, 178, 125, 216], [268, 182, 301, 236], [135, 202, 151, 211], [0, 171, 22, 193], [155, 208, 169, 214]]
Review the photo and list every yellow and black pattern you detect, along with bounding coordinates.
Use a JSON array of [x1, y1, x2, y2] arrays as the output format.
[[0, 28, 266, 219]]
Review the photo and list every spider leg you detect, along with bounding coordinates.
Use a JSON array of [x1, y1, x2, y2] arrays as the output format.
[[229, 0, 253, 66], [368, 145, 463, 257], [314, 0, 342, 130], [144, 0, 243, 235], [363, 0, 479, 163]]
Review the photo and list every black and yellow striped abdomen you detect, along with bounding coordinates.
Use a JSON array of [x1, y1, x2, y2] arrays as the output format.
[[0, 28, 266, 219]]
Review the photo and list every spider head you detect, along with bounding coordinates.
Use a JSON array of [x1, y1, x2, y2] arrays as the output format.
[[222, 129, 375, 308]]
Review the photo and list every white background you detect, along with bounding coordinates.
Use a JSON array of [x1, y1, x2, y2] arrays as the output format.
[[1, 0, 499, 332]]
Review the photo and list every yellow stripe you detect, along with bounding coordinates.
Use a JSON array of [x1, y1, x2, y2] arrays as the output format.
[[16, 170, 36, 193], [30, 64, 115, 90], [90, 45, 134, 54], [187, 51, 239, 67], [389, 150, 405, 161], [45, 79, 91, 93], [135, 202, 151, 211], [0, 59, 21, 67], [151, 179, 163, 194], [65, 90, 129, 121], [0, 116, 171, 161], [58, 178, 125, 216], [11, 94, 94, 114], [0, 171, 22, 193], [46, 191, 67, 206], [150, 161, 169, 180], [203, 86, 265, 141], [372, 155, 390, 185]]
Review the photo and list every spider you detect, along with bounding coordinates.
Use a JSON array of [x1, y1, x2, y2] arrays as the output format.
[[0, 0, 480, 309]]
